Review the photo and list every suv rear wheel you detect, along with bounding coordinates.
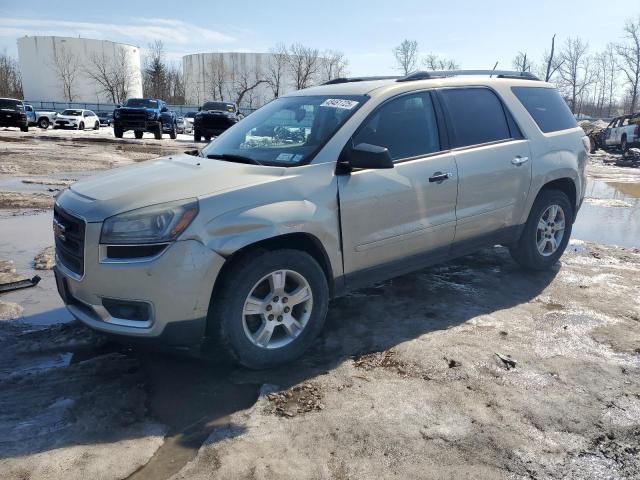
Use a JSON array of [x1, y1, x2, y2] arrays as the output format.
[[154, 123, 162, 140], [509, 189, 573, 270], [208, 249, 329, 369], [169, 122, 177, 139], [194, 129, 201, 142]]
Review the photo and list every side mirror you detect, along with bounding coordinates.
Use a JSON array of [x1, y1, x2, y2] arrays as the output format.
[[161, 106, 168, 113], [345, 143, 394, 170], [198, 106, 202, 111]]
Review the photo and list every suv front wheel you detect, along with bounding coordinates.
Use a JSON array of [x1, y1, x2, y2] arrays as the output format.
[[208, 249, 329, 369], [509, 189, 573, 270]]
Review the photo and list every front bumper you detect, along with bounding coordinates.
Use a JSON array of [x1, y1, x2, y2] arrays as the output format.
[[54, 219, 226, 349], [0, 118, 27, 127], [114, 119, 160, 131]]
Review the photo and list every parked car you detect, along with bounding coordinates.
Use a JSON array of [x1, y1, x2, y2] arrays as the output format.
[[53, 70, 588, 369], [97, 111, 114, 127], [193, 101, 240, 141], [600, 114, 640, 153], [113, 98, 177, 140], [184, 111, 197, 133], [23, 104, 58, 129], [176, 115, 191, 134], [0, 97, 29, 132], [53, 109, 100, 130]]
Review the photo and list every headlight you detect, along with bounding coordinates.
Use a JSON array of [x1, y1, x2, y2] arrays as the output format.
[[147, 111, 156, 120], [100, 199, 199, 245]]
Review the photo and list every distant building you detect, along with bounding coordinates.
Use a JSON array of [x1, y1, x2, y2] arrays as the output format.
[[17, 36, 143, 103], [183, 52, 298, 108]]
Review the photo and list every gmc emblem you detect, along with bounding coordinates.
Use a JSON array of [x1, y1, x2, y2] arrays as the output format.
[[53, 219, 66, 241]]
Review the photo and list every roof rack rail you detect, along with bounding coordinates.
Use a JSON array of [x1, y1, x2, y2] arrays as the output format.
[[396, 70, 540, 82], [323, 76, 400, 85]]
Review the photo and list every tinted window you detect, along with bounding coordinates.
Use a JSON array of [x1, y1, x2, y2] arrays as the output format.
[[511, 87, 577, 133], [353, 92, 440, 160], [202, 102, 236, 112], [125, 99, 158, 108], [439, 88, 511, 148], [0, 99, 22, 110]]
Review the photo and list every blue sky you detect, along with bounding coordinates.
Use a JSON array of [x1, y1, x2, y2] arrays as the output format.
[[0, 0, 633, 75]]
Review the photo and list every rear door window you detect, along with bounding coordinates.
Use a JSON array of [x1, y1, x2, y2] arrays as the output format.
[[511, 86, 577, 133], [352, 92, 441, 161], [438, 88, 511, 148]]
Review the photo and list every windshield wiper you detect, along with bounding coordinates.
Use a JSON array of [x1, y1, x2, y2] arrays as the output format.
[[206, 153, 263, 166]]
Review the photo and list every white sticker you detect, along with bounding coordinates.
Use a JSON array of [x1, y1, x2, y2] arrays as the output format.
[[320, 99, 359, 110], [276, 153, 295, 161]]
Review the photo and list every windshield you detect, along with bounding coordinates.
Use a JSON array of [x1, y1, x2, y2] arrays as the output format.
[[201, 95, 367, 167], [185, 112, 197, 118], [62, 109, 83, 116], [202, 102, 235, 112], [0, 99, 22, 110], [125, 99, 158, 108]]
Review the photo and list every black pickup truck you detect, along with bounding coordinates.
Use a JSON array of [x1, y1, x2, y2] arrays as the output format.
[[0, 98, 29, 132], [193, 101, 241, 141]]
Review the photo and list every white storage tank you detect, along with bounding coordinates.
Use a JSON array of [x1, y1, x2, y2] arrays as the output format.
[[17, 36, 143, 103]]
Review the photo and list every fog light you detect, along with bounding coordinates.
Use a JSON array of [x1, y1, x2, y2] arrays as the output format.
[[102, 298, 150, 322]]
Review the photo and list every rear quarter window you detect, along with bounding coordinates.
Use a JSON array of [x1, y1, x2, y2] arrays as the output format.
[[511, 87, 577, 133], [438, 88, 512, 148]]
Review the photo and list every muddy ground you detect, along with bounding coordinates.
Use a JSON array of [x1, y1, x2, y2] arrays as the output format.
[[0, 129, 639, 479]]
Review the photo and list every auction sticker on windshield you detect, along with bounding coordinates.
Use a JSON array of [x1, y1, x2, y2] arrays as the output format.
[[320, 99, 359, 109]]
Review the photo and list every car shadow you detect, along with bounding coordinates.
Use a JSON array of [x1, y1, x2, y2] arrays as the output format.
[[0, 246, 559, 476]]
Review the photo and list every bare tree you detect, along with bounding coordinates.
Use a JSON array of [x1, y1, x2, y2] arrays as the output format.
[[50, 43, 79, 101], [286, 43, 320, 90], [616, 16, 640, 113], [393, 39, 418, 75], [512, 52, 533, 72], [423, 53, 459, 70], [558, 37, 593, 113], [605, 43, 618, 116], [0, 50, 23, 98], [320, 50, 348, 82], [227, 54, 267, 107], [543, 34, 563, 82], [207, 56, 227, 101], [166, 62, 185, 104], [266, 44, 288, 99], [85, 47, 135, 104], [143, 40, 168, 99]]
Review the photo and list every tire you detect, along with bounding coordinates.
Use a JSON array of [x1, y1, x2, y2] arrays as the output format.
[[78, 122, 84, 131], [114, 126, 124, 138], [20, 125, 28, 132], [169, 122, 177, 139], [38, 118, 49, 129], [134, 130, 143, 139], [208, 249, 329, 369], [93, 121, 99, 130], [204, 135, 211, 142], [154, 123, 162, 140], [621, 136, 628, 155], [194, 129, 201, 142], [509, 189, 573, 270]]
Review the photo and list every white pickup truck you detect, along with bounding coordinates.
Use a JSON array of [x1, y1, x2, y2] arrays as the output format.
[[601, 113, 640, 153], [24, 104, 58, 129]]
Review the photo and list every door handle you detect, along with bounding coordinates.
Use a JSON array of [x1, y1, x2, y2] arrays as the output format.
[[428, 172, 451, 183], [511, 156, 529, 166]]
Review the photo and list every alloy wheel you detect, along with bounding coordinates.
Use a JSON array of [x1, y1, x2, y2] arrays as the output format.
[[536, 204, 566, 256], [242, 269, 313, 350]]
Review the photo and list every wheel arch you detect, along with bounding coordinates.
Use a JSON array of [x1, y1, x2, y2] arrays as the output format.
[[536, 177, 578, 221]]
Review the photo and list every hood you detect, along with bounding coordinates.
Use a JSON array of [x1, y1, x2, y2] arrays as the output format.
[[58, 153, 286, 222], [57, 114, 81, 120]]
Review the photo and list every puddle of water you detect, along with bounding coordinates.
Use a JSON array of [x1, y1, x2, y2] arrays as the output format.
[[127, 353, 258, 480], [572, 180, 640, 248], [0, 212, 73, 325]]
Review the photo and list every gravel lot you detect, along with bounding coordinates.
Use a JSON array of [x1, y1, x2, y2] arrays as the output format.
[[0, 127, 639, 480]]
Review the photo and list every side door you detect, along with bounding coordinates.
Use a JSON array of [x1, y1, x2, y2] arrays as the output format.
[[436, 87, 532, 250], [337, 91, 458, 284]]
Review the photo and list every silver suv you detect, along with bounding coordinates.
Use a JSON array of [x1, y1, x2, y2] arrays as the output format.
[[53, 70, 588, 369]]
